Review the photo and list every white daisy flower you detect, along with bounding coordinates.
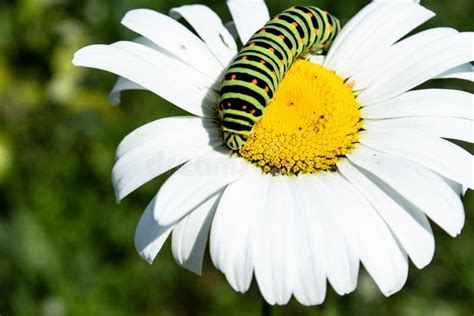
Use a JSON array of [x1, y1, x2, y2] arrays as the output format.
[[72, 0, 474, 306]]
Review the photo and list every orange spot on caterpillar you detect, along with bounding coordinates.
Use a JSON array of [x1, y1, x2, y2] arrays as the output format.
[[328, 24, 334, 32], [301, 38, 306, 44], [290, 49, 295, 56], [260, 28, 266, 33], [291, 22, 298, 27], [249, 43, 256, 47], [264, 86, 270, 93], [242, 105, 248, 110], [250, 109, 256, 114], [231, 74, 237, 80], [279, 35, 285, 40], [274, 16, 280, 20], [260, 60, 266, 65], [227, 102, 232, 108], [323, 11, 328, 16], [241, 56, 248, 60], [280, 60, 285, 65], [252, 79, 258, 85], [268, 47, 275, 53], [219, 103, 224, 110], [314, 28, 319, 35], [307, 13, 314, 18]]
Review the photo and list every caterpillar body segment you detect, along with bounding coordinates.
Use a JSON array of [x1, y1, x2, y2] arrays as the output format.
[[218, 6, 341, 151]]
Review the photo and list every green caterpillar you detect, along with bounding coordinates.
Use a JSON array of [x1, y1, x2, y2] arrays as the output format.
[[218, 6, 341, 151]]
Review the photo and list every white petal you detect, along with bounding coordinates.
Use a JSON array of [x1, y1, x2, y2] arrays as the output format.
[[435, 63, 474, 81], [134, 195, 174, 264], [364, 117, 474, 143], [443, 176, 468, 196], [108, 37, 160, 105], [133, 35, 162, 49], [171, 190, 222, 275], [351, 28, 458, 91], [111, 40, 218, 101], [357, 32, 474, 105], [72, 44, 218, 117], [317, 172, 409, 296], [307, 54, 326, 65], [290, 178, 329, 305], [112, 117, 221, 201], [348, 146, 465, 236], [252, 176, 295, 305], [210, 168, 264, 293], [226, 0, 270, 44], [361, 89, 474, 120], [359, 129, 474, 189], [115, 117, 219, 160], [121, 9, 223, 80], [301, 176, 359, 296], [338, 159, 435, 269], [170, 5, 237, 67], [325, 2, 381, 68], [109, 77, 145, 106], [111, 39, 218, 91], [325, 2, 434, 78], [153, 149, 251, 227]]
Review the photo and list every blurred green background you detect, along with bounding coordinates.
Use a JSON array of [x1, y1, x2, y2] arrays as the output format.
[[0, 0, 473, 315]]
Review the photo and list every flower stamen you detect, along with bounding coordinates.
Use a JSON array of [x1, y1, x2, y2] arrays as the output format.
[[240, 60, 362, 175]]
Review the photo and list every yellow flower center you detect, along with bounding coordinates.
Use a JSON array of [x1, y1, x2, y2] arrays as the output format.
[[240, 59, 361, 175]]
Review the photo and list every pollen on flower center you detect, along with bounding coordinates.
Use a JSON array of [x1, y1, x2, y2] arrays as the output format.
[[240, 59, 362, 175]]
